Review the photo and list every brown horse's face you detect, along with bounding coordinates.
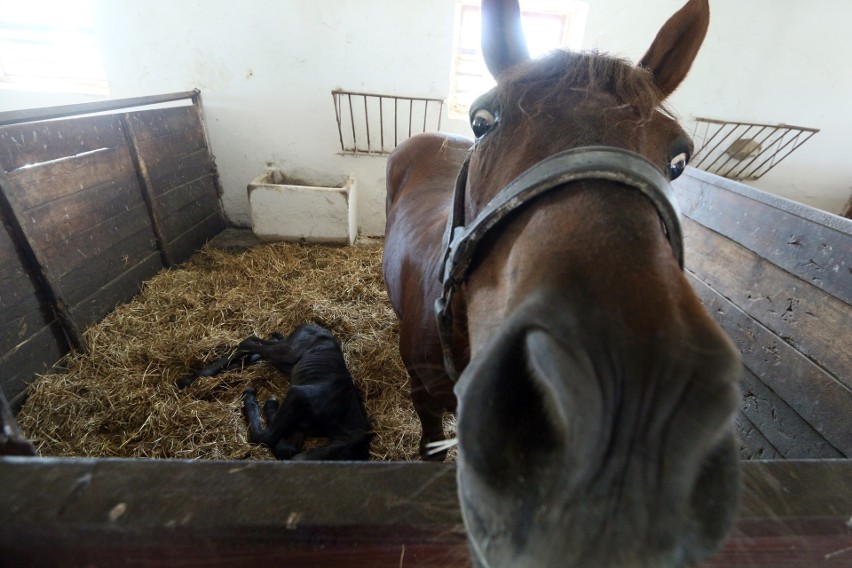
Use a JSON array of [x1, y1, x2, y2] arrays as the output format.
[[453, 1, 741, 567]]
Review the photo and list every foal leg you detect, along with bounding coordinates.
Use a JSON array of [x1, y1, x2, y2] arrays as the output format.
[[242, 388, 269, 443], [261, 397, 306, 459], [264, 398, 279, 423], [272, 431, 306, 460], [243, 386, 311, 447], [293, 432, 374, 461]]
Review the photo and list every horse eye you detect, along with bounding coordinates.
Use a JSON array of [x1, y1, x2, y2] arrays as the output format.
[[471, 109, 496, 139], [669, 152, 688, 180]]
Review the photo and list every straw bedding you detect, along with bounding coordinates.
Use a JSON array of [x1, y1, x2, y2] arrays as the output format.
[[16, 241, 453, 461]]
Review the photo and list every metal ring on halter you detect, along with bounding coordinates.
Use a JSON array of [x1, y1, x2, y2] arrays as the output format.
[[434, 145, 684, 382]]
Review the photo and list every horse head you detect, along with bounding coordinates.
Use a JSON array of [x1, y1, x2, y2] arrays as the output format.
[[449, 1, 741, 566]]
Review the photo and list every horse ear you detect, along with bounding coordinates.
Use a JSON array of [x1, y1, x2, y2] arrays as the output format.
[[481, 0, 530, 77], [638, 0, 710, 99]]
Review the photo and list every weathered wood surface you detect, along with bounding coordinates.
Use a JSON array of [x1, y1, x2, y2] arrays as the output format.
[[0, 459, 848, 567], [0, 90, 199, 128], [0, 93, 226, 404], [0, 389, 34, 456], [0, 322, 68, 406], [122, 113, 174, 267], [677, 168, 852, 460], [0, 114, 126, 172], [0, 169, 86, 355], [689, 274, 850, 457], [684, 217, 850, 386], [677, 168, 851, 304], [739, 367, 843, 459]]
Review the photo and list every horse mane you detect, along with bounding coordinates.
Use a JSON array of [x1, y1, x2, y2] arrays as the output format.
[[496, 50, 667, 124]]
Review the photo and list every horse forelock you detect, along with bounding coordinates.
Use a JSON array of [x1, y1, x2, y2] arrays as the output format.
[[496, 50, 669, 125]]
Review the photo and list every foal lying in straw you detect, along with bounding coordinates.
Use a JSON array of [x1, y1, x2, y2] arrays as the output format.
[[182, 323, 373, 460]]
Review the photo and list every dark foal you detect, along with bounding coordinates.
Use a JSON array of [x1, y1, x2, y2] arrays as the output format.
[[239, 324, 373, 461], [181, 324, 372, 460]]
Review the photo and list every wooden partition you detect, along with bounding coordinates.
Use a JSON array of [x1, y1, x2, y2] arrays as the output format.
[[0, 458, 849, 567], [0, 92, 226, 407], [676, 167, 851, 460]]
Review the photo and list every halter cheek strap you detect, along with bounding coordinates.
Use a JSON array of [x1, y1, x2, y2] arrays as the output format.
[[435, 145, 684, 381]]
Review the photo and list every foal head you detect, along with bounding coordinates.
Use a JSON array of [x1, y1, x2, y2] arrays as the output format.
[[452, 1, 741, 567]]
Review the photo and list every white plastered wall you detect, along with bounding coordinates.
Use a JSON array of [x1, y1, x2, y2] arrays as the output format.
[[0, 1, 849, 238]]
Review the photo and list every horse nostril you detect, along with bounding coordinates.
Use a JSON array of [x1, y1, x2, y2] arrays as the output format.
[[457, 327, 599, 491], [689, 432, 741, 557]]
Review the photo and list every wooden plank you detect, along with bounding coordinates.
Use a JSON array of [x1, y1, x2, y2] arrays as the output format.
[[0, 296, 52, 357], [0, 216, 53, 360], [0, 262, 37, 309], [684, 218, 851, 386], [688, 273, 851, 456], [147, 147, 215, 197], [740, 367, 844, 459], [157, 174, 218, 218], [189, 94, 226, 199], [59, 218, 159, 306], [0, 170, 86, 352], [5, 146, 136, 211], [0, 115, 125, 172], [675, 170, 852, 304], [0, 224, 41, 312], [735, 413, 780, 460], [121, 113, 173, 267], [134, 123, 207, 175], [42, 204, 156, 280], [161, 184, 221, 243], [0, 459, 848, 568], [23, 171, 144, 254], [0, 91, 199, 128], [168, 211, 226, 264], [124, 106, 197, 142], [70, 252, 163, 329], [0, 388, 35, 456], [0, 321, 67, 405]]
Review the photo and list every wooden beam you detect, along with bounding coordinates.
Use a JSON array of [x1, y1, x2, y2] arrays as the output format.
[[0, 458, 849, 567], [0, 91, 199, 127], [0, 389, 34, 456], [676, 168, 852, 304], [0, 169, 86, 353], [191, 91, 227, 200], [121, 114, 174, 267]]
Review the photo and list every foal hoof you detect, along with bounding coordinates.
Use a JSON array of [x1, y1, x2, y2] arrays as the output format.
[[243, 387, 257, 400], [176, 375, 196, 389]]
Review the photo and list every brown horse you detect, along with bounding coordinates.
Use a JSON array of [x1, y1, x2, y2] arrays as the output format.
[[383, 0, 741, 566]]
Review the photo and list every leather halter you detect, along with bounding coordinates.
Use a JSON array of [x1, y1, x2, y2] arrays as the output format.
[[434, 145, 684, 381]]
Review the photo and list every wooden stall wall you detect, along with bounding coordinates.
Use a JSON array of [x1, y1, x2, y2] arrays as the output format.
[[676, 167, 851, 460], [0, 92, 226, 408]]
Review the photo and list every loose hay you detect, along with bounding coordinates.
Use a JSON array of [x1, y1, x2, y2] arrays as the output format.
[[16, 241, 452, 461]]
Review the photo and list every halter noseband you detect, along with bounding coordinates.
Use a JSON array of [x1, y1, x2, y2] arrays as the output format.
[[434, 145, 684, 381]]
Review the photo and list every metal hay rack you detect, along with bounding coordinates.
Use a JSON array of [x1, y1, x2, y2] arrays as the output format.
[[332, 90, 445, 156], [690, 117, 818, 181]]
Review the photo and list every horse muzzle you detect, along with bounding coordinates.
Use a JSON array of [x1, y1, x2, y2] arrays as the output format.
[[453, 298, 741, 568]]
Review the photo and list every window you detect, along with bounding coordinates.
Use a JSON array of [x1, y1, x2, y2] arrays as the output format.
[[448, 0, 588, 116], [0, 0, 109, 95]]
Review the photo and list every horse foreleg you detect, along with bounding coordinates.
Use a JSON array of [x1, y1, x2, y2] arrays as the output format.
[[412, 380, 448, 461]]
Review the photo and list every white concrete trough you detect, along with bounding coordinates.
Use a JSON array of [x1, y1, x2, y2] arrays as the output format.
[[248, 170, 357, 244]]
